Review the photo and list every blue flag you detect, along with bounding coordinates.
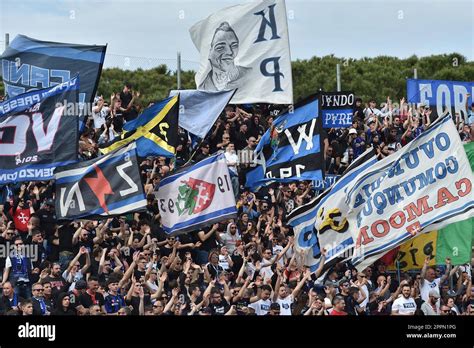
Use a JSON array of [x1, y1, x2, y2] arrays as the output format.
[[321, 91, 355, 128], [0, 77, 80, 184], [1, 35, 106, 130], [406, 79, 474, 123], [169, 89, 235, 138], [246, 95, 324, 189]]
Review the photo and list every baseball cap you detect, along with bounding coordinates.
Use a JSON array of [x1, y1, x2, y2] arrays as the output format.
[[348, 128, 357, 135]]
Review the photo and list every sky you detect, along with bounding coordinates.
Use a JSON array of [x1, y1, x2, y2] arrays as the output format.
[[0, 0, 473, 70]]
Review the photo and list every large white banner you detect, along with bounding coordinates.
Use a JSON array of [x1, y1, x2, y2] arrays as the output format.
[[287, 148, 377, 273], [156, 154, 237, 235], [346, 115, 474, 270], [190, 0, 293, 104]]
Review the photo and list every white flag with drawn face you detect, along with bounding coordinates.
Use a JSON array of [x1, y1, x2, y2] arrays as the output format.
[[190, 0, 293, 104]]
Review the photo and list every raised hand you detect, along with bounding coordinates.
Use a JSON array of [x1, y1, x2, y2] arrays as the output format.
[[132, 251, 140, 263], [159, 272, 168, 283]]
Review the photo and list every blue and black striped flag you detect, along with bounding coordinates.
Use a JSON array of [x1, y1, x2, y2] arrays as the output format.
[[246, 94, 325, 189], [1, 35, 106, 131]]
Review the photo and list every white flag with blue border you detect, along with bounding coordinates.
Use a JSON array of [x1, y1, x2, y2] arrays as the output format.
[[156, 153, 237, 235]]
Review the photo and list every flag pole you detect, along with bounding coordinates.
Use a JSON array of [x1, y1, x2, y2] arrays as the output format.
[[177, 51, 182, 90], [336, 64, 341, 92], [182, 139, 204, 168], [177, 89, 237, 169], [396, 260, 401, 284]]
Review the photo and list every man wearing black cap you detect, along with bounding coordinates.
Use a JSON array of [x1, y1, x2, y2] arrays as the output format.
[[36, 199, 57, 239]]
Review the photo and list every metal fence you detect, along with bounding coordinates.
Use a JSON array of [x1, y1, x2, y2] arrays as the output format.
[[104, 52, 200, 72], [1, 37, 199, 72]]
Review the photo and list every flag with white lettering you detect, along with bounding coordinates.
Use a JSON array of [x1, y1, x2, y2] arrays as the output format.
[[190, 0, 293, 104], [321, 91, 355, 128], [0, 77, 79, 184], [312, 174, 340, 192], [54, 143, 147, 220], [287, 148, 377, 273], [1, 35, 106, 114], [246, 95, 324, 189], [406, 79, 474, 124], [156, 153, 237, 235], [347, 115, 474, 270]]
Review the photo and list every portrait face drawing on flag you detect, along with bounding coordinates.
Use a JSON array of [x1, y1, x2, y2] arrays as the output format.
[[199, 22, 252, 91]]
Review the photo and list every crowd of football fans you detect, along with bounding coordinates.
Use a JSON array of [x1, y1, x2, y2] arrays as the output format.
[[0, 85, 473, 316]]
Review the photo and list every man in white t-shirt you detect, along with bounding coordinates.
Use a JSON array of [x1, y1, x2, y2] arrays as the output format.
[[92, 96, 110, 130], [356, 272, 369, 311], [224, 143, 239, 197], [420, 257, 451, 307], [258, 240, 293, 283], [271, 236, 284, 266], [391, 284, 417, 315], [249, 284, 273, 316], [273, 268, 312, 315]]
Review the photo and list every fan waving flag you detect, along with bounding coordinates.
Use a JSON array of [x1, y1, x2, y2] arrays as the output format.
[[287, 148, 377, 273], [156, 153, 237, 235], [99, 95, 179, 157], [246, 95, 324, 189], [0, 77, 80, 184], [55, 143, 147, 220], [348, 115, 474, 270], [190, 0, 293, 104]]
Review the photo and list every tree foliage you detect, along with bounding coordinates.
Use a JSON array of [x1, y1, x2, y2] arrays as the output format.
[[1, 54, 472, 105]]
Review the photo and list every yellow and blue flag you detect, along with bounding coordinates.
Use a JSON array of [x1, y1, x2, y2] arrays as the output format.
[[99, 95, 179, 157]]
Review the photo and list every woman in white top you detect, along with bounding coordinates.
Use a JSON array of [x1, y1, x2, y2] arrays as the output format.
[[63, 247, 91, 292]]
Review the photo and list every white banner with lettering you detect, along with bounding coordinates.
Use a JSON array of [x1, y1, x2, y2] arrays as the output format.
[[346, 115, 474, 270]]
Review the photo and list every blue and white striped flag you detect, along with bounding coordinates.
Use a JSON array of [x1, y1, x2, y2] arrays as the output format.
[[287, 148, 377, 273]]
